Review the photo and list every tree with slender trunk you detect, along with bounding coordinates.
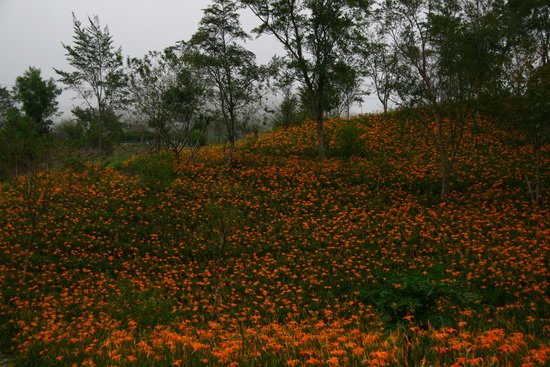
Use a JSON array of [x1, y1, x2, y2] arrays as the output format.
[[13, 67, 61, 135], [55, 14, 128, 152], [128, 44, 211, 161], [502, 0, 549, 203], [378, 0, 472, 197], [189, 0, 263, 164], [361, 41, 400, 114], [241, 0, 368, 159], [0, 86, 15, 128]]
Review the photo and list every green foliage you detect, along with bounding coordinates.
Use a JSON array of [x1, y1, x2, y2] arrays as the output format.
[[68, 106, 123, 153], [0, 111, 54, 179], [13, 67, 61, 135], [0, 71, 59, 179], [190, 0, 264, 163], [526, 63, 549, 142], [55, 14, 127, 152], [0, 86, 16, 128], [54, 119, 88, 148], [110, 282, 175, 330], [360, 41, 400, 113], [120, 151, 176, 187], [330, 121, 365, 158], [128, 44, 210, 159], [242, 0, 368, 157], [360, 272, 475, 329], [272, 93, 306, 129]]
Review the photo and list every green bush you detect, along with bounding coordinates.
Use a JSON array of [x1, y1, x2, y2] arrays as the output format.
[[360, 272, 475, 329], [120, 151, 176, 187], [331, 121, 365, 158]]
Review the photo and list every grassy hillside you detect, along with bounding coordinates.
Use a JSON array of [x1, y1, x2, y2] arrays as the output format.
[[0, 114, 548, 366]]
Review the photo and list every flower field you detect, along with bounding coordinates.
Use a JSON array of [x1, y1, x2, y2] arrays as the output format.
[[0, 114, 548, 366]]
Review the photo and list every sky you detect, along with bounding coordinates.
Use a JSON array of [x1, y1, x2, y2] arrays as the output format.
[[0, 0, 378, 120]]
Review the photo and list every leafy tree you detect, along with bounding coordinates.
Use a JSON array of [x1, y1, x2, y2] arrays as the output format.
[[71, 106, 123, 151], [55, 14, 128, 152], [54, 118, 87, 147], [459, 0, 548, 202], [12, 67, 61, 135], [267, 58, 308, 128], [458, 0, 509, 105], [517, 63, 549, 203], [328, 63, 365, 118], [241, 0, 368, 158], [0, 110, 47, 179], [0, 87, 22, 178], [507, 0, 549, 68], [361, 38, 401, 114], [189, 0, 264, 164], [506, 0, 549, 203], [272, 93, 302, 128], [1, 71, 58, 179], [128, 44, 211, 160], [377, 0, 473, 197], [0, 86, 15, 128]]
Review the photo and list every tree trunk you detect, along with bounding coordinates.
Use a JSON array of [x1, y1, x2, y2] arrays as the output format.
[[440, 150, 450, 198], [435, 115, 450, 198], [98, 116, 103, 153], [534, 140, 541, 203], [227, 115, 236, 165], [316, 111, 326, 159], [96, 105, 104, 153], [228, 136, 235, 165]]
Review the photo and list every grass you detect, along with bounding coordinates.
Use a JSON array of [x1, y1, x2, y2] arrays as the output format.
[[0, 113, 548, 366]]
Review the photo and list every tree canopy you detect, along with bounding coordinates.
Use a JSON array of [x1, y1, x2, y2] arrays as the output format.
[[13, 67, 61, 135], [241, 0, 369, 158], [55, 14, 127, 151], [190, 0, 264, 163]]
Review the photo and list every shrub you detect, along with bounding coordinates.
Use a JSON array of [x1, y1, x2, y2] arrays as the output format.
[[360, 272, 475, 329], [330, 121, 365, 158], [120, 151, 176, 187]]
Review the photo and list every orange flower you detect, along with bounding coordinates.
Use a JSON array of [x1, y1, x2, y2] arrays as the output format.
[[305, 358, 322, 365]]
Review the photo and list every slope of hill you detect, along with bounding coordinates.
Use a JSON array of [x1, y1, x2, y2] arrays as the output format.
[[0, 114, 548, 366]]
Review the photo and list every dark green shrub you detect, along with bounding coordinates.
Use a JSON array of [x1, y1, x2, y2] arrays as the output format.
[[120, 151, 176, 187], [109, 282, 175, 330], [360, 272, 475, 329], [331, 121, 365, 158]]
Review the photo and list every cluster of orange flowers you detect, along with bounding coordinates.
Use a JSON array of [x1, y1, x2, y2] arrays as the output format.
[[0, 114, 548, 366]]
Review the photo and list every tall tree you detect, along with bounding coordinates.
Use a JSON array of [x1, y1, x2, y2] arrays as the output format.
[[361, 41, 400, 113], [128, 44, 211, 160], [507, 0, 549, 68], [13, 67, 61, 135], [189, 0, 264, 164], [329, 63, 365, 118], [0, 86, 15, 128], [458, 0, 508, 105], [378, 0, 473, 197], [1, 73, 58, 178], [266, 57, 310, 128], [241, 0, 368, 158], [55, 14, 128, 152], [502, 0, 549, 203]]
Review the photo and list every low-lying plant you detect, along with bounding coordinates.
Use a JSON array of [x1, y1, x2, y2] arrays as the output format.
[[360, 272, 478, 329]]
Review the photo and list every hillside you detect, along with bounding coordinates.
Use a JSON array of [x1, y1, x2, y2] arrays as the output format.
[[0, 114, 548, 366]]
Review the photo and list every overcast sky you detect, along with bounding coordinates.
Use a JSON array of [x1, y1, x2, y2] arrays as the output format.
[[0, 0, 377, 119]]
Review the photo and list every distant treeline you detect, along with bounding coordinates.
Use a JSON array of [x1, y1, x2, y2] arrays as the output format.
[[0, 0, 547, 197]]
